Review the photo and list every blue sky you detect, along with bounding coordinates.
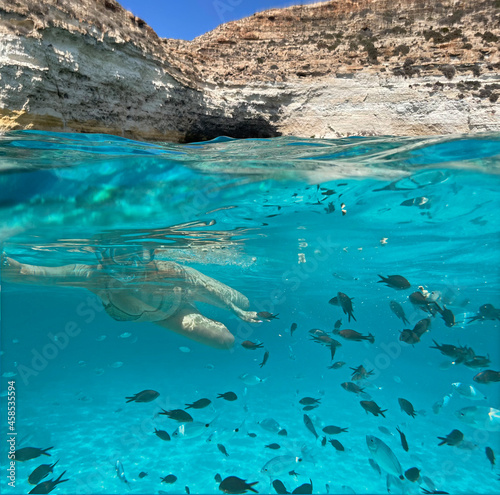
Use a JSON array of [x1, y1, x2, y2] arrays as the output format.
[[121, 0, 317, 40]]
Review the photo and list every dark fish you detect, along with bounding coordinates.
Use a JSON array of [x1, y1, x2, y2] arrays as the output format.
[[299, 397, 320, 405], [321, 436, 327, 446], [265, 443, 281, 450], [161, 474, 178, 483], [158, 409, 193, 422], [328, 361, 346, 370], [399, 329, 420, 345], [485, 446, 495, 467], [438, 306, 455, 327], [330, 341, 338, 361], [328, 296, 339, 306], [217, 444, 229, 457], [338, 329, 374, 344], [430, 340, 462, 358], [322, 425, 348, 434], [278, 429, 288, 437], [421, 490, 449, 494], [341, 382, 365, 394], [473, 370, 500, 384], [272, 479, 289, 494], [217, 392, 238, 401], [125, 389, 159, 403], [389, 301, 409, 325], [464, 355, 491, 369], [28, 461, 59, 485], [360, 400, 387, 417], [260, 350, 270, 368], [290, 323, 297, 336], [412, 318, 431, 337], [468, 303, 500, 323], [398, 398, 417, 418], [378, 275, 411, 290], [302, 405, 318, 411], [15, 447, 53, 462], [154, 428, 171, 441], [247, 433, 257, 438], [28, 471, 68, 494], [396, 427, 409, 452], [241, 340, 264, 350], [409, 292, 439, 314], [334, 319, 342, 329], [292, 479, 313, 494], [368, 458, 381, 474], [329, 439, 345, 451], [289, 471, 299, 477], [350, 365, 374, 381], [215, 473, 223, 483], [219, 476, 258, 494], [186, 486, 190, 494], [437, 429, 464, 446], [404, 467, 421, 482], [303, 414, 318, 439], [185, 398, 211, 409], [257, 311, 279, 320], [138, 472, 148, 478], [337, 292, 356, 322]]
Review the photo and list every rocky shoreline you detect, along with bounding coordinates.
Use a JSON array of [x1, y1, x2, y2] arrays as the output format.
[[0, 0, 499, 141]]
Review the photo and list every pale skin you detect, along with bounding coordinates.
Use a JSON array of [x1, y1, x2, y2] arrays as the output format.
[[1, 252, 260, 349]]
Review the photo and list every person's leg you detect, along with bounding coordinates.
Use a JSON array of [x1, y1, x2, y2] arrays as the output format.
[[153, 303, 235, 350]]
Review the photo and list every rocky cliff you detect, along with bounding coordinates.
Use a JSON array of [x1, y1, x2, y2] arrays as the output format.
[[0, 0, 499, 141]]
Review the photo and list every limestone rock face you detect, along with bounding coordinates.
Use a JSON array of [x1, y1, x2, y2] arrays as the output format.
[[0, 0, 499, 141]]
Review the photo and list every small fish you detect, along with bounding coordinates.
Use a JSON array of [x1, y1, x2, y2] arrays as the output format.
[[389, 301, 409, 325], [473, 370, 500, 384], [341, 382, 365, 394], [369, 458, 381, 474], [468, 303, 500, 323], [138, 472, 148, 478], [266, 443, 281, 450], [299, 397, 320, 405], [302, 405, 318, 411], [28, 471, 68, 494], [322, 425, 348, 434], [485, 446, 495, 467], [464, 355, 491, 369], [328, 361, 346, 370], [239, 373, 266, 386], [404, 467, 421, 482], [154, 428, 171, 441], [289, 470, 299, 477], [219, 476, 258, 494], [412, 318, 431, 337], [125, 390, 159, 403], [215, 473, 223, 483], [321, 436, 327, 446], [217, 444, 229, 457], [159, 409, 193, 422], [247, 433, 257, 438], [172, 421, 211, 439], [186, 486, 190, 494], [337, 292, 356, 322], [241, 340, 264, 350], [28, 461, 59, 485], [366, 435, 404, 480], [259, 418, 281, 433], [455, 406, 500, 432], [15, 447, 53, 462], [217, 391, 238, 401], [260, 350, 270, 368], [116, 460, 129, 485], [451, 383, 486, 401], [350, 365, 374, 381], [262, 456, 302, 477], [290, 323, 297, 336], [278, 429, 288, 436], [185, 398, 211, 409], [360, 400, 387, 417], [377, 275, 411, 290], [161, 474, 178, 483], [399, 329, 420, 345], [396, 427, 409, 452], [272, 479, 289, 494], [338, 329, 374, 344], [334, 319, 342, 330], [438, 306, 455, 327], [303, 414, 318, 439], [398, 398, 417, 418], [437, 429, 464, 446], [257, 311, 279, 320], [329, 439, 345, 451], [378, 426, 393, 437], [292, 480, 312, 494]]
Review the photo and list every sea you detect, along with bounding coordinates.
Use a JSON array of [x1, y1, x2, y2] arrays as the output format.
[[0, 130, 499, 495]]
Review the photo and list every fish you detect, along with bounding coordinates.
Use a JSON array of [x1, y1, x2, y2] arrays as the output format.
[[262, 456, 302, 477], [473, 370, 500, 384], [257, 311, 279, 320], [430, 340, 462, 358], [377, 275, 411, 290], [412, 318, 431, 337], [438, 306, 455, 327], [369, 458, 381, 474], [259, 418, 282, 433], [266, 443, 281, 450], [185, 486, 190, 494], [241, 340, 264, 350], [365, 435, 404, 480], [451, 383, 486, 401], [161, 474, 178, 483], [328, 361, 346, 370], [322, 425, 348, 434], [278, 429, 288, 436], [239, 373, 267, 386], [173, 420, 212, 439], [219, 476, 258, 494], [292, 480, 312, 494], [329, 439, 345, 451], [404, 467, 421, 482], [464, 355, 491, 369], [437, 429, 464, 446], [350, 365, 374, 381], [389, 301, 409, 325], [396, 427, 409, 452], [334, 319, 342, 330], [468, 303, 500, 323], [15, 447, 53, 462], [159, 409, 193, 422], [125, 390, 159, 403], [260, 350, 270, 368], [399, 329, 420, 345], [217, 392, 238, 401], [455, 406, 500, 431], [217, 444, 229, 456], [28, 461, 59, 485], [138, 472, 148, 478], [337, 292, 356, 322], [378, 426, 393, 436], [485, 446, 495, 467], [28, 471, 68, 494], [299, 397, 320, 405], [303, 414, 318, 439], [154, 428, 171, 441], [302, 405, 317, 411], [272, 479, 289, 494], [398, 398, 417, 418], [337, 329, 374, 344], [119, 332, 132, 338], [116, 460, 129, 485], [215, 474, 223, 483], [341, 382, 365, 394], [185, 398, 211, 409], [321, 436, 327, 446], [360, 400, 387, 417], [290, 323, 297, 336]]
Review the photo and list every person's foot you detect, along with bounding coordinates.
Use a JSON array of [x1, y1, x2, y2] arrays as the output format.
[[232, 306, 262, 323]]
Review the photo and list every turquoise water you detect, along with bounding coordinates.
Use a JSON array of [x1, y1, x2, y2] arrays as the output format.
[[0, 130, 499, 494]]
